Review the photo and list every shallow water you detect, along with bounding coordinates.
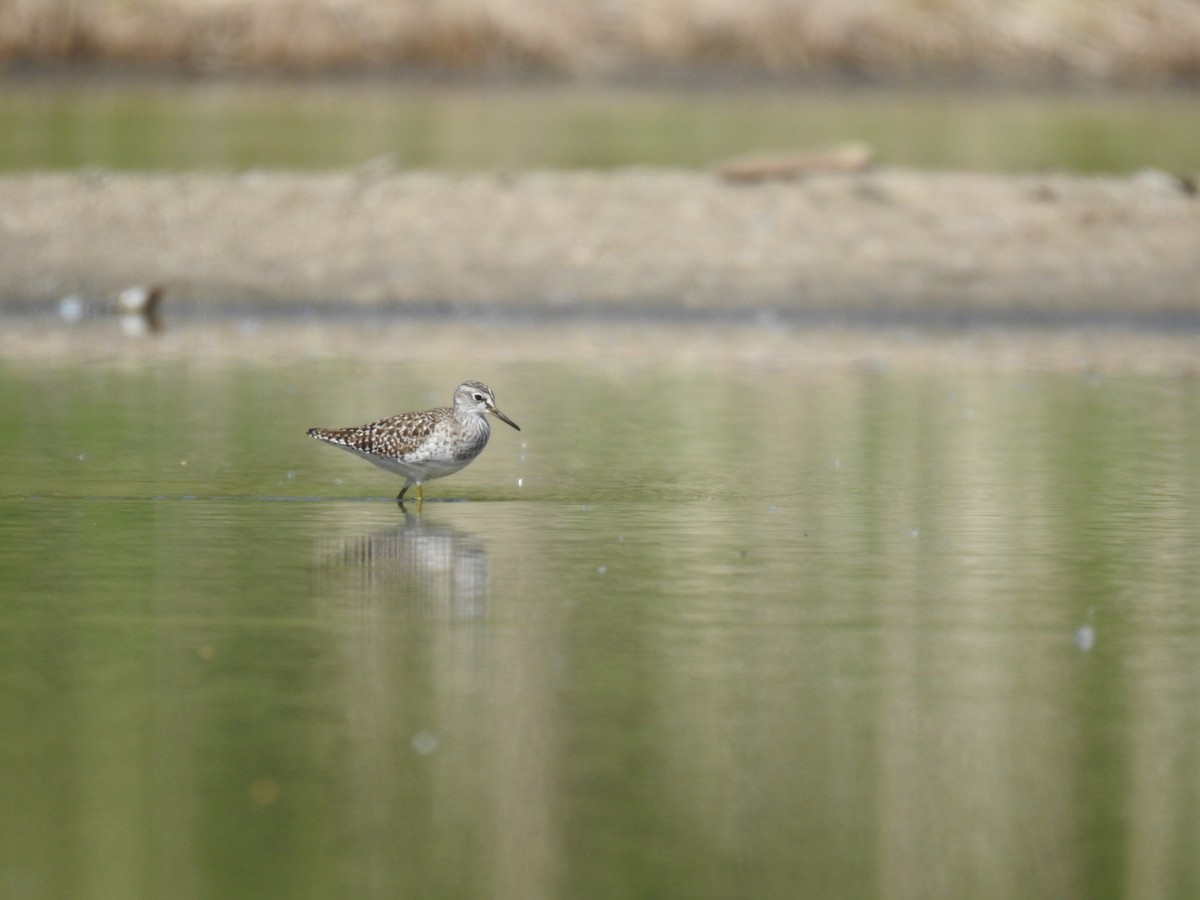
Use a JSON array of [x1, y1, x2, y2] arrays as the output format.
[[2, 80, 1199, 174], [2, 333, 1199, 898]]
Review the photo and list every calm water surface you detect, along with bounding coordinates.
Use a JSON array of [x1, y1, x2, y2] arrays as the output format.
[[2, 343, 1199, 898], [2, 80, 1199, 173]]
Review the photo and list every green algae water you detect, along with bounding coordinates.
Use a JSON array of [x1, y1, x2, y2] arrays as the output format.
[[2, 81, 1198, 174], [1, 322, 1199, 898]]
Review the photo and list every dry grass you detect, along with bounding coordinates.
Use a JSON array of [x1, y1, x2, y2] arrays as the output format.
[[1, 0, 1198, 82]]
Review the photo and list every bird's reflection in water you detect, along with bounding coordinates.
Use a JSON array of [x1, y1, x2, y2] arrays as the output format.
[[315, 509, 489, 619]]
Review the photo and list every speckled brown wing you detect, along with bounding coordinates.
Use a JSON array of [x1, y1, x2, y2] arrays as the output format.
[[307, 408, 447, 461]]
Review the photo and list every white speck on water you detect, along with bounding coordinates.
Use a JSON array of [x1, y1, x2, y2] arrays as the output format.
[[58, 295, 86, 321], [517, 477, 523, 488], [909, 529, 920, 538], [411, 731, 439, 755], [76, 452, 86, 462], [581, 504, 591, 512], [768, 506, 778, 514], [119, 314, 152, 338], [833, 457, 841, 469], [596, 565, 608, 575], [334, 478, 344, 485], [286, 471, 297, 480], [1074, 624, 1096, 652]]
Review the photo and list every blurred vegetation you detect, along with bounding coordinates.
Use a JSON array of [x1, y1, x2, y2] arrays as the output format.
[[0, 0, 1198, 84]]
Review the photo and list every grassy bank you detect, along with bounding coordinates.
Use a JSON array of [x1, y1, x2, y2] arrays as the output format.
[[2, 0, 1199, 84]]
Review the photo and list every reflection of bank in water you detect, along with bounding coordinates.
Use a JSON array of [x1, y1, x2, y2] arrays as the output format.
[[314, 513, 489, 620]]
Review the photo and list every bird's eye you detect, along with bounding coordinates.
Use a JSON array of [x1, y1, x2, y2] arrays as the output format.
[[474, 393, 486, 402]]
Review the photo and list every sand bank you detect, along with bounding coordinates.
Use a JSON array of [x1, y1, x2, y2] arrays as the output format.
[[2, 168, 1197, 326]]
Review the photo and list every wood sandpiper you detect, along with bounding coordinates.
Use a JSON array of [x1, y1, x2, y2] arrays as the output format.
[[307, 381, 520, 503]]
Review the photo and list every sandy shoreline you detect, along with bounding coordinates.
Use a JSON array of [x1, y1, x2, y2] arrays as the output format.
[[2, 168, 1198, 324]]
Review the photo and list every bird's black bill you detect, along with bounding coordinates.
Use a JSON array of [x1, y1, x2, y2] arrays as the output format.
[[493, 410, 520, 431]]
